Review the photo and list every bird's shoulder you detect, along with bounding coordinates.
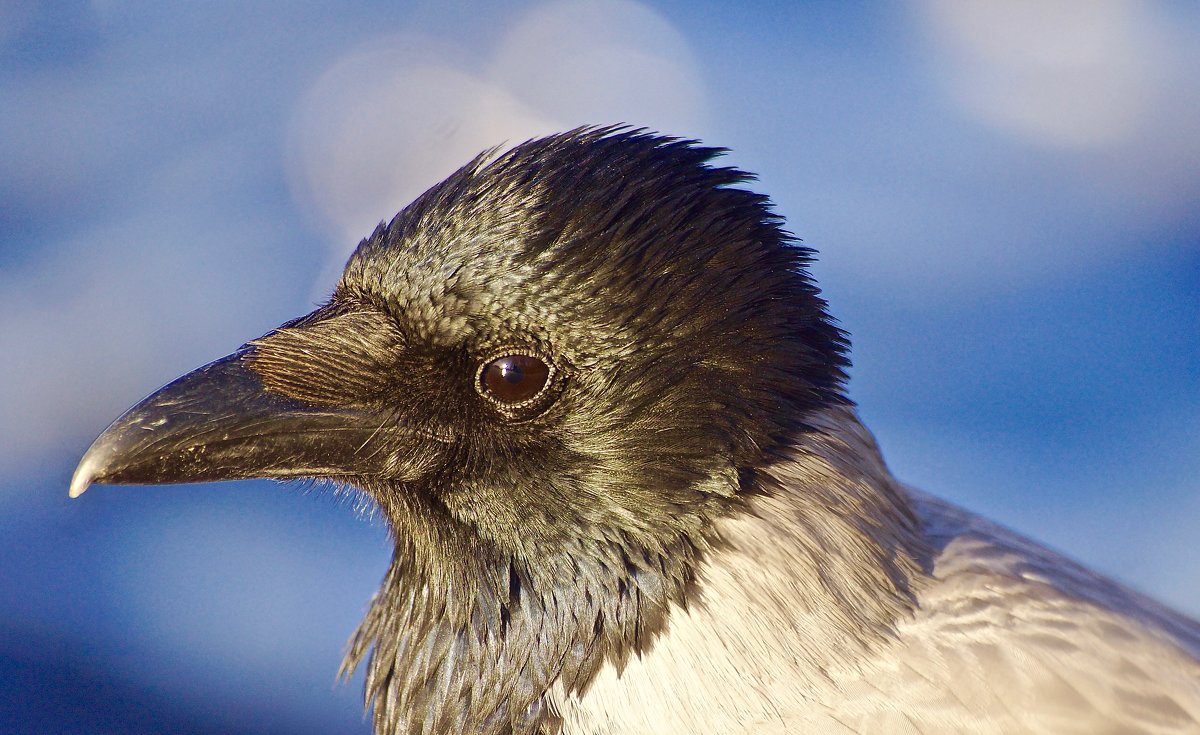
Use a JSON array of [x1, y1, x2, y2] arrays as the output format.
[[554, 413, 1200, 734], [829, 490, 1200, 734]]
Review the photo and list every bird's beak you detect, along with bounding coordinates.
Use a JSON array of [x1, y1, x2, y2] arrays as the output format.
[[70, 350, 397, 498]]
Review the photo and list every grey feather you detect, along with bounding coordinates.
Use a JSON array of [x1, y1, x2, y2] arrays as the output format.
[[554, 407, 1200, 734]]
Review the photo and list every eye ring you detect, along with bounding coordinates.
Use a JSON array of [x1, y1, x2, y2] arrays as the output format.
[[475, 350, 556, 410]]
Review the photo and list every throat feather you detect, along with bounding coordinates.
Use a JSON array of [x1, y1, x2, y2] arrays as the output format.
[[341, 408, 927, 735], [341, 515, 704, 735]]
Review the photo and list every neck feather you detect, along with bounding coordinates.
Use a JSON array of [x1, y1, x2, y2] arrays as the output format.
[[550, 407, 931, 731], [342, 407, 929, 735]]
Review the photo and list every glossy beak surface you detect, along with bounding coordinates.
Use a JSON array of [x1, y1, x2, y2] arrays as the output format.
[[70, 350, 400, 497]]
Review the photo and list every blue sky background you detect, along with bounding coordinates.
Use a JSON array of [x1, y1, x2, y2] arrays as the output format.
[[2, 2, 1198, 732]]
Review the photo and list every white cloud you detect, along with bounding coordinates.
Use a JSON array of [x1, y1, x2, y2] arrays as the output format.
[[284, 0, 708, 290], [286, 36, 559, 251], [488, 0, 705, 131], [912, 0, 1200, 223], [805, 0, 1200, 297], [917, 0, 1170, 148]]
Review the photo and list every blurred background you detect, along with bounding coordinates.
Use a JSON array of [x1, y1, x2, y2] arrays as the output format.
[[2, 1, 1198, 732]]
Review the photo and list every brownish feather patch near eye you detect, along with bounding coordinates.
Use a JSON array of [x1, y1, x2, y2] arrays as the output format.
[[248, 309, 404, 406]]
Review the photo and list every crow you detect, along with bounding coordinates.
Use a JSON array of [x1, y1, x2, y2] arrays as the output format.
[[72, 128, 1200, 734]]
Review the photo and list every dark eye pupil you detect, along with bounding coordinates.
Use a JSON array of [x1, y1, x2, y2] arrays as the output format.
[[481, 354, 550, 405], [501, 364, 524, 384]]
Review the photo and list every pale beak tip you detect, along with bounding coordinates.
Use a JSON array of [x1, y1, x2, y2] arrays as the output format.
[[69, 454, 99, 498]]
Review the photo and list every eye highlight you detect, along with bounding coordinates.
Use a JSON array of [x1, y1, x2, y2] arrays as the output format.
[[478, 353, 552, 407]]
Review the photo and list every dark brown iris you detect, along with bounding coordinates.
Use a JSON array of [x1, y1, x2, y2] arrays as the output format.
[[480, 354, 551, 405]]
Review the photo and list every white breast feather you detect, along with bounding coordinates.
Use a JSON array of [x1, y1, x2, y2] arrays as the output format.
[[551, 409, 1200, 734]]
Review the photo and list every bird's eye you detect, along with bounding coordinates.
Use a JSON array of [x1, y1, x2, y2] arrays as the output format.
[[478, 353, 552, 407]]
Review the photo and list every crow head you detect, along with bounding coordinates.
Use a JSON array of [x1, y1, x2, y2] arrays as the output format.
[[72, 128, 849, 734]]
